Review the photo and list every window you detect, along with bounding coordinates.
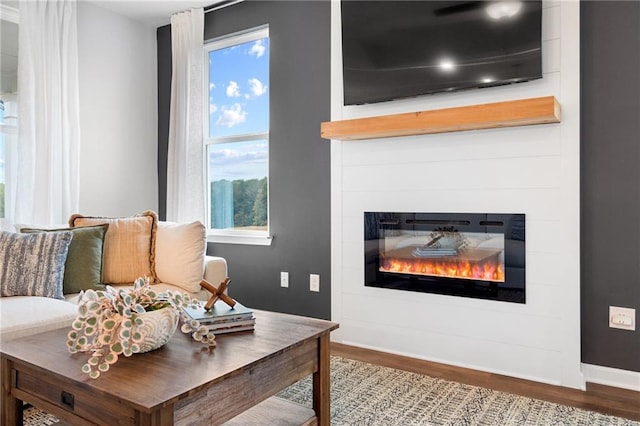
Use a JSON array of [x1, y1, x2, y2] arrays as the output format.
[[0, 14, 19, 223], [0, 97, 17, 220], [205, 27, 270, 245]]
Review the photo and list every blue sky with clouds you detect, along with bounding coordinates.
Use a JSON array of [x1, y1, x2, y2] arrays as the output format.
[[0, 40, 270, 186], [208, 37, 269, 182]]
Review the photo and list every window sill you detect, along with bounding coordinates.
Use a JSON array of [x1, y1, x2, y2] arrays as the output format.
[[207, 233, 273, 246]]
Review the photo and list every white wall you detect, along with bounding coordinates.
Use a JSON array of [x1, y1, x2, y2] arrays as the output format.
[[76, 1, 158, 217], [330, 1, 583, 388]]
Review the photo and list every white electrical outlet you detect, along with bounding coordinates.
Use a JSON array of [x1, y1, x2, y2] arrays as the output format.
[[609, 306, 636, 331], [280, 271, 289, 288], [310, 274, 320, 292]]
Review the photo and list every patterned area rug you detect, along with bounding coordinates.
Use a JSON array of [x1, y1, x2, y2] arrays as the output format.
[[24, 357, 639, 426], [276, 357, 639, 426], [23, 406, 60, 426]]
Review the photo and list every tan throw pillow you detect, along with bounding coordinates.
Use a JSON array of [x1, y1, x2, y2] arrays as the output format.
[[69, 211, 158, 284], [155, 221, 206, 293]]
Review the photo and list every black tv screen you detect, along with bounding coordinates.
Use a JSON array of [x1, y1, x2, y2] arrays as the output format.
[[341, 1, 543, 105]]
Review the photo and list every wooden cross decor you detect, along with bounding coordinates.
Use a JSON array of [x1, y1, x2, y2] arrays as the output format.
[[200, 277, 236, 311]]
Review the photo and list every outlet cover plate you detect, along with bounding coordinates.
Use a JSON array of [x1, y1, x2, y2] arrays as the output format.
[[609, 306, 636, 331], [280, 272, 289, 288], [310, 274, 320, 292]]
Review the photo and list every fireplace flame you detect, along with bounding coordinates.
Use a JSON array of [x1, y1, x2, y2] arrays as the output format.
[[380, 257, 505, 282]]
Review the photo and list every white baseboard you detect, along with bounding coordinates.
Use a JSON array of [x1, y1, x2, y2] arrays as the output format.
[[339, 340, 566, 387], [582, 363, 640, 391]]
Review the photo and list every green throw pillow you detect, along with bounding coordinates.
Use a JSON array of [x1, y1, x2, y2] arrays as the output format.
[[0, 230, 73, 299], [21, 224, 109, 294]]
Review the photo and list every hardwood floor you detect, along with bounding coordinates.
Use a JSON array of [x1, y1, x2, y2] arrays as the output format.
[[331, 343, 640, 422]]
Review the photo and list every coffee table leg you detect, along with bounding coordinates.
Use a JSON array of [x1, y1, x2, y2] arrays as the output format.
[[137, 404, 173, 426], [1, 357, 22, 426], [313, 333, 331, 426]]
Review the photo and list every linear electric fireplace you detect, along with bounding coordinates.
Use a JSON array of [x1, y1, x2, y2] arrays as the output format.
[[365, 212, 525, 303]]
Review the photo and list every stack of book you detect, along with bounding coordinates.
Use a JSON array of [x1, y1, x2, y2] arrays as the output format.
[[183, 300, 255, 334]]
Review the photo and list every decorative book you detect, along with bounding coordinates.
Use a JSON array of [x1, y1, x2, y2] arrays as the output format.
[[183, 300, 255, 334]]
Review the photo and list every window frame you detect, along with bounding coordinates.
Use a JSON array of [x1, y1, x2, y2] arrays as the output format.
[[203, 26, 272, 246]]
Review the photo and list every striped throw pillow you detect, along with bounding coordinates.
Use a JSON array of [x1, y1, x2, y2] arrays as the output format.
[[0, 231, 73, 299]]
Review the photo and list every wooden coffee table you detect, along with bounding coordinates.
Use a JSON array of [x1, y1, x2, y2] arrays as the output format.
[[1, 310, 338, 425]]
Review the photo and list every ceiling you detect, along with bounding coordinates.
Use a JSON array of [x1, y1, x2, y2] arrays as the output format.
[[1, 0, 226, 28], [88, 0, 219, 27], [0, 0, 225, 95]]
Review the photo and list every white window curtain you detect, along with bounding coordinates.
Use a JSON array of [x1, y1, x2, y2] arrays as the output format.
[[12, 0, 81, 227], [167, 8, 205, 224]]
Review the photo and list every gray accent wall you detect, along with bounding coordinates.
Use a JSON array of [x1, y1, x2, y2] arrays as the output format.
[[157, 1, 640, 372], [157, 1, 331, 319], [581, 1, 640, 372]]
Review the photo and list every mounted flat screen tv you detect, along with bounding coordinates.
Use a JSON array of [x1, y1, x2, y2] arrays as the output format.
[[341, 1, 543, 105]]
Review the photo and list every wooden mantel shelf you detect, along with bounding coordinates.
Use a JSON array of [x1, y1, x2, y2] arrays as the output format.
[[320, 96, 560, 141]]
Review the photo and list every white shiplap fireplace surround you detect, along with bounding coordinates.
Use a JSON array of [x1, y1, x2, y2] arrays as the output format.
[[329, 1, 584, 389]]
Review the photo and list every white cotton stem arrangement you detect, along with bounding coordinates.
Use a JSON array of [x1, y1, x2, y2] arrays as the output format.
[[66, 277, 215, 379]]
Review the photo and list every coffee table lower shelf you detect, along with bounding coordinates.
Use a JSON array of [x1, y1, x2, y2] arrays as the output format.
[[225, 397, 316, 426], [36, 395, 317, 426]]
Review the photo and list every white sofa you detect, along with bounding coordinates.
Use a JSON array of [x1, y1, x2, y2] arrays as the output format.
[[0, 213, 227, 343], [0, 256, 227, 342]]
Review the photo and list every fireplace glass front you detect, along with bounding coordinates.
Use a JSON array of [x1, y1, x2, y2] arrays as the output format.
[[365, 212, 525, 303]]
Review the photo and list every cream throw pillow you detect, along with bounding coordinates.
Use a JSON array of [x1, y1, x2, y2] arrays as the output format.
[[69, 211, 158, 284], [155, 221, 206, 293]]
